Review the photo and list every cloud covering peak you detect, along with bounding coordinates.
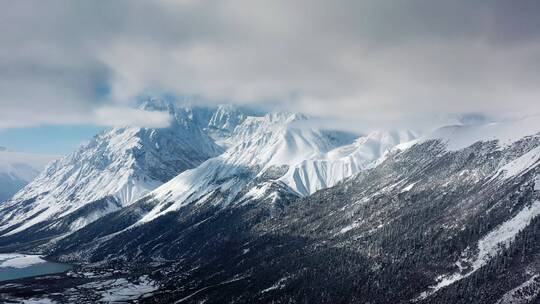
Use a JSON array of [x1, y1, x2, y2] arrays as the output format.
[[1, 0, 539, 130]]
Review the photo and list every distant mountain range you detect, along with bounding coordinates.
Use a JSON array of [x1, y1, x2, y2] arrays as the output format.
[[0, 147, 57, 202], [0, 100, 539, 304]]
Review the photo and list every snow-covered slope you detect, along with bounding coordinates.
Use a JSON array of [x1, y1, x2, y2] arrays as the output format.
[[0, 148, 57, 202], [280, 130, 417, 196], [0, 101, 222, 236]]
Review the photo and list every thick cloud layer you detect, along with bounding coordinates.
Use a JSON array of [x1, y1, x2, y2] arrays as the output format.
[[1, 0, 539, 130]]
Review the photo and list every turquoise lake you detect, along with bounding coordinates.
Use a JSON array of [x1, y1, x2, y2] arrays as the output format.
[[0, 253, 72, 282]]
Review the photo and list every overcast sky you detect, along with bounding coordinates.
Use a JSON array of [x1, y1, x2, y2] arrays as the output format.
[[1, 0, 539, 134]]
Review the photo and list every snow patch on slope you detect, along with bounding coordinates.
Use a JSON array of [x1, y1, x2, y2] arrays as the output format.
[[495, 146, 540, 179], [401, 182, 417, 193], [419, 200, 540, 299]]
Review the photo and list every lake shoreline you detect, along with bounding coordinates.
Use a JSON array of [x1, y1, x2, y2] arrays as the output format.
[[0, 253, 73, 282]]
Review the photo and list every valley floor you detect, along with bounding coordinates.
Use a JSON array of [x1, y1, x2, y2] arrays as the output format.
[[0, 264, 159, 303]]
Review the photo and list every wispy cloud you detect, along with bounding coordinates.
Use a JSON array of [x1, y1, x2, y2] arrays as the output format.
[[93, 107, 172, 128]]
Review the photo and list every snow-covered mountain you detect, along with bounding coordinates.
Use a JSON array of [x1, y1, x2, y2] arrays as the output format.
[[3, 99, 540, 303], [123, 111, 416, 227], [137, 111, 358, 223], [30, 115, 540, 304], [0, 100, 222, 239], [0, 147, 57, 202], [0, 101, 418, 252], [27, 111, 417, 263], [133, 115, 414, 224]]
